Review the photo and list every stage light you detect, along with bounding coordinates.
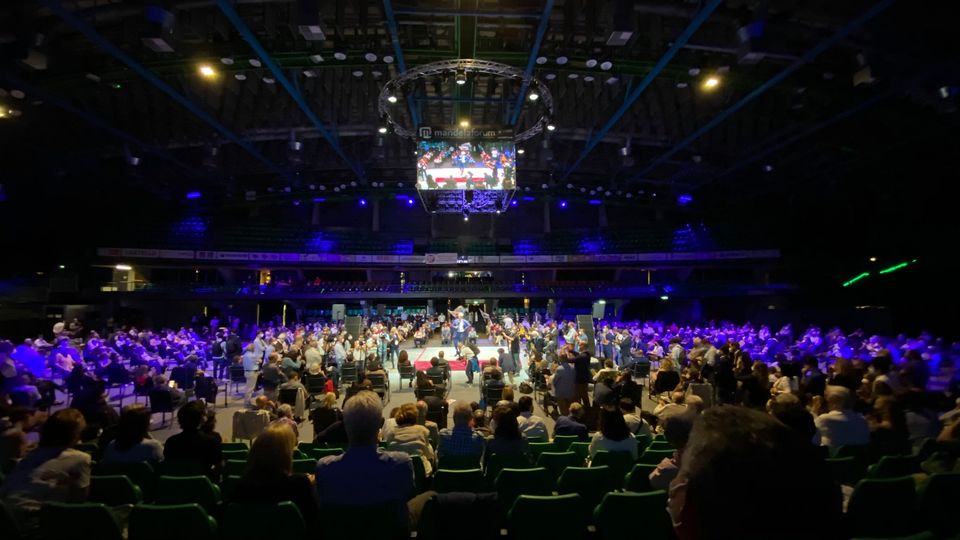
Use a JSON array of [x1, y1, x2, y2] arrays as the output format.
[[455, 68, 467, 85], [678, 194, 693, 206], [387, 95, 398, 103], [878, 261, 912, 274], [459, 120, 469, 127], [249, 58, 262, 67], [528, 92, 539, 101], [586, 59, 598, 68], [535, 56, 547, 65], [598, 299, 606, 304], [309, 54, 324, 63], [185, 191, 202, 200], [219, 57, 234, 65], [869, 257, 877, 262], [364, 52, 377, 62], [198, 64, 216, 77], [660, 295, 669, 301], [842, 272, 870, 287], [600, 61, 613, 71], [703, 76, 720, 89], [58, 265, 65, 269], [517, 148, 525, 155], [546, 123, 556, 131], [378, 126, 388, 134], [352, 70, 363, 78], [112, 83, 123, 90], [383, 55, 394, 64], [559, 200, 568, 208], [263, 77, 276, 84], [463, 214, 469, 222], [116, 264, 133, 271], [359, 198, 367, 207], [541, 183, 548, 189], [764, 164, 774, 172], [234, 73, 247, 81], [556, 56, 569, 65], [407, 198, 415, 206], [510, 200, 518, 206], [334, 52, 347, 60], [302, 69, 316, 78]]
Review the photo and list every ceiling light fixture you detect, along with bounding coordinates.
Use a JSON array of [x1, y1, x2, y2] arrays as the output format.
[[334, 52, 347, 60], [198, 64, 216, 78], [703, 76, 720, 89], [528, 92, 539, 101], [585, 59, 598, 68], [364, 52, 377, 62], [378, 126, 388, 134], [455, 68, 467, 85], [387, 95, 398, 103], [219, 57, 234, 65], [459, 120, 469, 127], [517, 148, 525, 155], [556, 56, 569, 65], [248, 58, 262, 67], [234, 73, 247, 81], [600, 61, 613, 71], [383, 55, 394, 64]]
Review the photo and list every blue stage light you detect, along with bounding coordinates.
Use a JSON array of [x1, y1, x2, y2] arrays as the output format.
[[559, 200, 568, 208], [678, 194, 693, 206], [407, 198, 415, 206], [185, 191, 202, 200], [359, 198, 367, 207]]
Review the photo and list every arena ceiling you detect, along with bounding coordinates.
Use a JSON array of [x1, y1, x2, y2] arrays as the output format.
[[0, 0, 957, 206]]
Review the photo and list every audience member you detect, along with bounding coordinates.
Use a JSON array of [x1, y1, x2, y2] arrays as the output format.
[[589, 409, 638, 460], [437, 402, 485, 458], [814, 385, 870, 449], [552, 402, 589, 440], [101, 404, 163, 463], [163, 401, 222, 479]]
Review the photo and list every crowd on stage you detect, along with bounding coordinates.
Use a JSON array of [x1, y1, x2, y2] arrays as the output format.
[[2, 310, 960, 539]]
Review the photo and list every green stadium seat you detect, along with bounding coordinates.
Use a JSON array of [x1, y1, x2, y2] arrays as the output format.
[[495, 467, 553, 518], [292, 459, 316, 475], [634, 434, 652, 453], [221, 442, 249, 452], [89, 475, 143, 506], [221, 449, 249, 461], [557, 466, 611, 523], [866, 455, 921, 479], [551, 435, 581, 452], [39, 502, 123, 540], [434, 469, 485, 493], [917, 472, 960, 538], [155, 476, 222, 514], [484, 453, 531, 483], [219, 475, 242, 500], [569, 442, 591, 461], [129, 504, 217, 540], [594, 491, 671, 540], [638, 449, 674, 465], [847, 476, 919, 538], [536, 451, 584, 484], [528, 441, 557, 461], [221, 502, 305, 540], [311, 447, 344, 459], [624, 463, 658, 492], [93, 461, 156, 501], [153, 459, 206, 478], [437, 454, 482, 471], [591, 451, 635, 490], [508, 494, 585, 540], [825, 456, 865, 485], [223, 459, 247, 477]]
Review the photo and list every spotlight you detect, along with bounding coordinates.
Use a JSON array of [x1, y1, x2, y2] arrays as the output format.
[[510, 200, 518, 206], [378, 126, 388, 134], [660, 295, 669, 301], [59, 265, 65, 269], [764, 164, 774, 172], [309, 54, 324, 63], [535, 56, 547, 65], [703, 76, 720, 89], [220, 57, 234, 65], [600, 61, 613, 71], [387, 95, 398, 103], [556, 56, 569, 65], [407, 198, 415, 206], [359, 198, 367, 207], [559, 200, 567, 208], [463, 213, 469, 222], [234, 73, 247, 81], [585, 59, 598, 68], [185, 191, 202, 200], [383, 55, 395, 63], [116, 264, 133, 271], [517, 148, 525, 155], [459, 120, 469, 127], [546, 123, 556, 131], [248, 58, 262, 67], [455, 68, 467, 85], [199, 65, 216, 78], [869, 257, 877, 262], [364, 52, 377, 62], [528, 92, 539, 101], [334, 52, 347, 60]]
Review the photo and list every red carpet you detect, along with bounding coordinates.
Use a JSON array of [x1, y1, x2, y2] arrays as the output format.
[[414, 360, 466, 371]]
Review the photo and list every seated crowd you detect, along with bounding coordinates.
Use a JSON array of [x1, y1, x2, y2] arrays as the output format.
[[1, 315, 959, 539]]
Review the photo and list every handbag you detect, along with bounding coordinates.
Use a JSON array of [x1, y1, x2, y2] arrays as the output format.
[[518, 381, 534, 394]]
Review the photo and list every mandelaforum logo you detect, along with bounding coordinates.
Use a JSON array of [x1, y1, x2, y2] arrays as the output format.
[[418, 126, 504, 139]]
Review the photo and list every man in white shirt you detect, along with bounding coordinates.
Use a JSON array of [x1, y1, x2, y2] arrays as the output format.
[[814, 385, 870, 449], [620, 398, 652, 436], [516, 396, 547, 439]]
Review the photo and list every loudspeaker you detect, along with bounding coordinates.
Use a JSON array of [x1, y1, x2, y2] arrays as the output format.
[[344, 316, 363, 342], [576, 314, 596, 356], [331, 304, 345, 321]]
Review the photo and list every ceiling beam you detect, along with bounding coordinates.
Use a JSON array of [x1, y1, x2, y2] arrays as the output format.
[[508, 0, 554, 126], [627, 0, 896, 183], [558, 0, 723, 182]]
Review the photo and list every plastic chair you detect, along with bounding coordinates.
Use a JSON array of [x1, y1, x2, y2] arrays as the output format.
[[847, 476, 919, 538], [557, 466, 611, 522], [155, 476, 222, 515], [438, 454, 482, 471], [278, 387, 300, 410], [224, 459, 247, 477], [221, 442, 249, 452], [39, 502, 123, 540], [292, 459, 316, 475], [154, 460, 207, 478], [221, 449, 249, 461], [594, 490, 670, 540], [398, 364, 416, 391], [484, 453, 532, 483], [221, 502, 305, 540], [569, 441, 591, 461], [89, 475, 143, 506], [434, 468, 485, 493], [647, 440, 673, 452], [129, 504, 218, 540], [591, 451, 635, 491], [551, 435, 580, 452], [536, 451, 583, 484], [312, 447, 344, 459], [219, 475, 242, 500], [495, 467, 554, 517], [527, 435, 548, 444], [147, 389, 175, 428], [528, 441, 556, 462], [866, 454, 921, 479], [917, 473, 960, 538], [624, 463, 658, 492], [228, 365, 247, 396], [508, 494, 586, 540], [0, 500, 22, 540], [638, 449, 675, 465], [93, 461, 156, 501], [634, 433, 652, 453]]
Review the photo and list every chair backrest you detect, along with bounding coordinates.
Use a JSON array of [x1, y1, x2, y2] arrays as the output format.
[[93, 461, 156, 500], [434, 468, 485, 493], [825, 456, 864, 486], [867, 454, 921, 479], [847, 476, 919, 538], [485, 453, 532, 481], [637, 449, 674, 465], [535, 451, 584, 483], [484, 386, 504, 404], [278, 387, 299, 407], [312, 447, 344, 459], [569, 441, 592, 461], [647, 440, 672, 451], [221, 449, 249, 461], [508, 494, 585, 540], [219, 475, 242, 501], [129, 504, 218, 540], [368, 373, 387, 391], [340, 365, 358, 384], [222, 502, 306, 540], [194, 377, 217, 402], [399, 364, 416, 377], [292, 459, 316, 475], [594, 491, 670, 540], [229, 365, 247, 383], [557, 466, 611, 519], [917, 472, 960, 538], [147, 389, 174, 412], [438, 454, 482, 471], [415, 388, 437, 399], [303, 374, 327, 394], [224, 459, 247, 477], [495, 467, 554, 514], [528, 441, 556, 460], [154, 459, 207, 478], [155, 476, 222, 514], [428, 374, 445, 386], [591, 451, 635, 489], [624, 463, 658, 493], [40, 502, 123, 540], [221, 442, 249, 451], [89, 475, 143, 506], [551, 435, 580, 452]]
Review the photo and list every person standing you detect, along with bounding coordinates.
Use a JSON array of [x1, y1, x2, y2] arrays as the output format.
[[569, 345, 592, 408], [549, 355, 577, 416], [242, 343, 261, 403], [451, 312, 470, 355]]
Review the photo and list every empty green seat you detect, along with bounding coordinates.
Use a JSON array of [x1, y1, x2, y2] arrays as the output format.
[[557, 466, 611, 523], [624, 463, 658, 492], [647, 440, 673, 451], [825, 456, 863, 485], [219, 475, 242, 500], [93, 461, 155, 501], [39, 502, 123, 540], [634, 434, 652, 453], [434, 469, 485, 493], [638, 449, 674, 465], [917, 473, 960, 538], [551, 435, 581, 452], [527, 436, 548, 444], [221, 449, 249, 461], [528, 442, 557, 461], [89, 475, 143, 506], [536, 452, 583, 483], [509, 494, 585, 540], [569, 442, 591, 461], [221, 502, 305, 540], [221, 442, 248, 451], [224, 459, 247, 477], [155, 476, 222, 514], [485, 453, 531, 482], [866, 455, 921, 479], [591, 451, 635, 490], [129, 504, 218, 540], [594, 491, 670, 540], [438, 454, 482, 471], [495, 467, 553, 517], [847, 476, 919, 538]]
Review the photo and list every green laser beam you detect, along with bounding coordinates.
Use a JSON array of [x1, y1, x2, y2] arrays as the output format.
[[842, 272, 870, 287], [878, 262, 911, 274]]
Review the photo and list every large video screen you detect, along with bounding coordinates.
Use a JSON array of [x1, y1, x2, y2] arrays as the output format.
[[416, 140, 516, 190]]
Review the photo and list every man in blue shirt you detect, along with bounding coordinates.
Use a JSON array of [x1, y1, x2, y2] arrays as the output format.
[[437, 402, 485, 458], [553, 402, 589, 440], [241, 343, 261, 403], [451, 312, 470, 356]]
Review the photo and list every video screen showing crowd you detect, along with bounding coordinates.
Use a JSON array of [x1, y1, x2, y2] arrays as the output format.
[[416, 140, 516, 190]]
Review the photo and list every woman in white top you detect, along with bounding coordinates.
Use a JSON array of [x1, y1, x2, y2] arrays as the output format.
[[102, 405, 164, 464], [589, 409, 639, 460]]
